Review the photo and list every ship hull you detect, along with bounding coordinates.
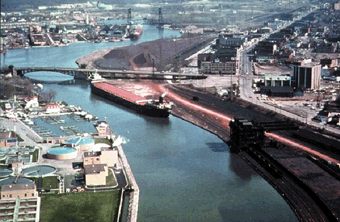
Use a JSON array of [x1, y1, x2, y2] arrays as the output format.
[[91, 83, 170, 118], [129, 26, 143, 40]]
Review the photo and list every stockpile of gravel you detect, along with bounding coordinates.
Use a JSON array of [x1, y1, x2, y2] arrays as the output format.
[[94, 36, 213, 71]]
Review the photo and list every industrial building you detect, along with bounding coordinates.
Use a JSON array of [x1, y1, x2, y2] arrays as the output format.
[[0, 184, 40, 222], [292, 63, 321, 90], [200, 60, 237, 75], [1, 184, 38, 200], [83, 147, 118, 167], [84, 164, 108, 186], [264, 75, 291, 87]]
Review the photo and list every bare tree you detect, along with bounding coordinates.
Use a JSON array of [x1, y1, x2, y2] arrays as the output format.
[[39, 89, 57, 103]]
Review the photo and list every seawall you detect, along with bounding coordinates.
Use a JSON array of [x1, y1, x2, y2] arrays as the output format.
[[116, 143, 139, 222]]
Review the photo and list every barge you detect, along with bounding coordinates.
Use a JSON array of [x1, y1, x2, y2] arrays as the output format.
[[91, 80, 172, 118]]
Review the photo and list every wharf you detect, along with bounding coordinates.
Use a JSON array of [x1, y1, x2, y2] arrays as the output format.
[[116, 144, 139, 222]]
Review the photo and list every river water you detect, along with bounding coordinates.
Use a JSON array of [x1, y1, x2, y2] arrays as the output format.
[[1, 24, 298, 222]]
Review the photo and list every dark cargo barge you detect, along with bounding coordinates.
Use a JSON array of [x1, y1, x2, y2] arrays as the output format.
[[91, 80, 172, 118]]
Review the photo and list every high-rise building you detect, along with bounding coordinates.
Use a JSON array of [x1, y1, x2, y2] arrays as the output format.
[[292, 64, 321, 90]]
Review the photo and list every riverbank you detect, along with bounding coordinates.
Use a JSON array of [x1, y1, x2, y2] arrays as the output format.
[[75, 36, 215, 72], [157, 82, 340, 222]]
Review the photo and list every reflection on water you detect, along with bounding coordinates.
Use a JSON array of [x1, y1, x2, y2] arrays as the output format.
[[206, 142, 229, 152], [25, 71, 74, 83]]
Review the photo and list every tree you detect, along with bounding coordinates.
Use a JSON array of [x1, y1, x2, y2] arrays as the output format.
[[40, 89, 57, 103]]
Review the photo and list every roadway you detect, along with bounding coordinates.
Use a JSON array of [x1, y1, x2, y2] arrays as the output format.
[[236, 5, 340, 136], [9, 67, 208, 80]]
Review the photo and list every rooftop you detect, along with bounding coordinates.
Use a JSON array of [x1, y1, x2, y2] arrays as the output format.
[[84, 164, 107, 175], [1, 183, 36, 191], [84, 151, 101, 157]]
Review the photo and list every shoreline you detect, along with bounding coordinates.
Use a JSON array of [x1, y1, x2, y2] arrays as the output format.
[[160, 83, 339, 221]]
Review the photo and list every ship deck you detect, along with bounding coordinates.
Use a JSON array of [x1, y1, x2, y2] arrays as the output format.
[[93, 82, 147, 105]]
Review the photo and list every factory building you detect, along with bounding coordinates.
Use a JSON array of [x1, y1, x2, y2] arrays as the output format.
[[83, 147, 118, 167], [1, 184, 38, 200], [84, 164, 108, 186], [265, 76, 291, 87], [292, 64, 321, 90], [200, 60, 237, 75]]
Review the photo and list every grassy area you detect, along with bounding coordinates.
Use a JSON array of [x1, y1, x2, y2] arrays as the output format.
[[30, 149, 39, 162], [106, 169, 117, 187], [42, 176, 59, 189], [27, 175, 59, 190], [94, 137, 112, 146], [40, 190, 120, 222]]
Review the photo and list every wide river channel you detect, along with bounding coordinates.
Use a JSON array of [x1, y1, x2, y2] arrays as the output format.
[[1, 23, 298, 222]]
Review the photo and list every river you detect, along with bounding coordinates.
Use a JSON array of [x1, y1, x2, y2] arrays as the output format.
[[1, 24, 298, 222]]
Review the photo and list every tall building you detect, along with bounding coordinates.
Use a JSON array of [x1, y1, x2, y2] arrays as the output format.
[[292, 64, 321, 90]]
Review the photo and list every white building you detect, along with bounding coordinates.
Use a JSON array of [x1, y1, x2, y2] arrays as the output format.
[[25, 96, 39, 109], [46, 104, 60, 113]]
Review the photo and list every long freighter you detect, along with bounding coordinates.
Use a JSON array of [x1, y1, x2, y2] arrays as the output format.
[[90, 79, 172, 118]]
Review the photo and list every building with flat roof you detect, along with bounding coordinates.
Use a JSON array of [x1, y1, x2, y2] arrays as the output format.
[[1, 184, 38, 200], [292, 63, 321, 90], [84, 164, 108, 186], [265, 75, 291, 87], [83, 147, 118, 167], [94, 121, 111, 137], [201, 60, 237, 75]]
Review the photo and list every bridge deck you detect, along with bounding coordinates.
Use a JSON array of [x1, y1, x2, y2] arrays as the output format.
[[9, 67, 207, 80]]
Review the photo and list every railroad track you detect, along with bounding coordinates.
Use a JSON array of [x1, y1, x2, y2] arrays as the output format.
[[239, 151, 331, 222], [166, 84, 336, 221]]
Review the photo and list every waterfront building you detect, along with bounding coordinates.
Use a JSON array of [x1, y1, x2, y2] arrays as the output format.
[[84, 164, 108, 186], [84, 147, 118, 167], [94, 121, 111, 137], [292, 63, 321, 90], [25, 96, 39, 109], [46, 104, 60, 113]]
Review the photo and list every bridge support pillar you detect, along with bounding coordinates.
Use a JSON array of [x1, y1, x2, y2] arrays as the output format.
[[9, 66, 17, 77]]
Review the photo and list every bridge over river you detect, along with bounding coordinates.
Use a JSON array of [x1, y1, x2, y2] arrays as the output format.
[[4, 66, 207, 80]]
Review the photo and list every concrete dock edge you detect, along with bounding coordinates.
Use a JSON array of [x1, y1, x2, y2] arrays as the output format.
[[116, 144, 139, 222]]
